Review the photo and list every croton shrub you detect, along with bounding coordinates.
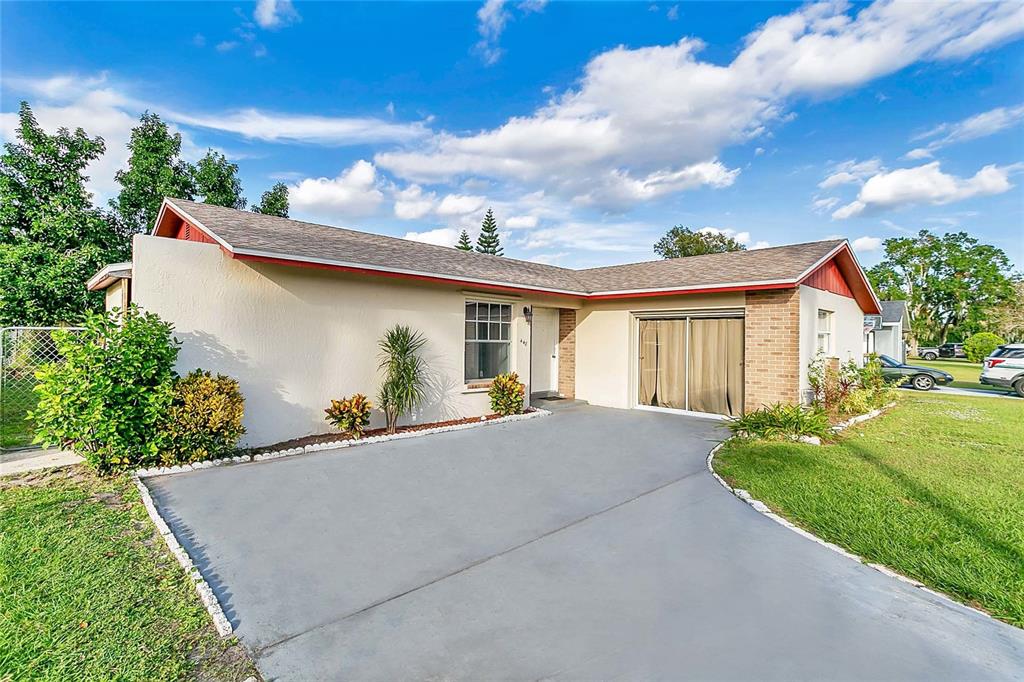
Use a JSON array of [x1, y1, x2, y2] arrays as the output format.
[[325, 393, 374, 439], [488, 372, 525, 416]]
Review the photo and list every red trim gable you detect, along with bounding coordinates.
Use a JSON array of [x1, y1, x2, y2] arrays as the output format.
[[802, 259, 853, 298], [173, 221, 217, 244]]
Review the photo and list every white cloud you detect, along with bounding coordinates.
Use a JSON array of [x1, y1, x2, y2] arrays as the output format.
[[832, 161, 1016, 219], [403, 227, 460, 247], [819, 158, 883, 188], [393, 184, 436, 220], [436, 193, 487, 216], [812, 197, 840, 213], [851, 235, 883, 251], [666, 5, 679, 21], [518, 0, 548, 13], [909, 103, 1024, 156], [288, 160, 384, 219], [474, 0, 510, 65], [521, 222, 654, 253], [216, 40, 239, 52], [164, 107, 428, 145], [698, 226, 769, 249], [254, 0, 301, 29], [382, 1, 1023, 210], [506, 214, 539, 229]]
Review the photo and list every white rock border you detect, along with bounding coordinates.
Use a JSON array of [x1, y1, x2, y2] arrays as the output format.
[[706, 402, 997, 623], [135, 408, 551, 479], [133, 475, 233, 636], [130, 408, 550, 637]]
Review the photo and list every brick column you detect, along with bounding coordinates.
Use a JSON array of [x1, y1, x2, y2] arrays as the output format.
[[557, 309, 576, 399], [744, 289, 801, 412]]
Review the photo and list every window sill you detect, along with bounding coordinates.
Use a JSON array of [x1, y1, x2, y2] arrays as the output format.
[[463, 381, 493, 394]]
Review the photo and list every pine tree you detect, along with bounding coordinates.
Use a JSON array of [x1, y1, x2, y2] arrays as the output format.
[[475, 208, 503, 256], [456, 229, 473, 251]]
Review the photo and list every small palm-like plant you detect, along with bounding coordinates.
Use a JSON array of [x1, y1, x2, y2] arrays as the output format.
[[377, 325, 428, 433]]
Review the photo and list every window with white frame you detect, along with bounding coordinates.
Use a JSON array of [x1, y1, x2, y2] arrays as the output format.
[[465, 301, 511, 382], [816, 309, 834, 355]]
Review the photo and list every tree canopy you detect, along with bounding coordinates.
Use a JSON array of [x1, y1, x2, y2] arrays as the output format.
[[0, 102, 127, 325], [109, 112, 195, 235], [475, 208, 503, 256], [193, 150, 246, 210], [654, 226, 746, 259], [867, 230, 1017, 345], [252, 182, 289, 217]]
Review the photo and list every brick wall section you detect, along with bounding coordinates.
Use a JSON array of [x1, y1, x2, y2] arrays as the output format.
[[557, 309, 576, 399], [744, 288, 801, 412]]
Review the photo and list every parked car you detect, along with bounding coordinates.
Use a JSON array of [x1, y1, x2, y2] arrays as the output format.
[[878, 354, 955, 390], [917, 346, 940, 360], [939, 343, 966, 358], [980, 344, 1024, 397]]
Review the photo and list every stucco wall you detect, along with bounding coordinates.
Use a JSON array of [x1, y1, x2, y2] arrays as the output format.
[[104, 280, 127, 312], [573, 293, 745, 409], [132, 235, 560, 446], [798, 284, 866, 395]]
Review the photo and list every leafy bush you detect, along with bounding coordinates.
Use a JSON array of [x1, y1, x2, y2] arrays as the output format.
[[489, 372, 525, 416], [378, 325, 427, 434], [32, 306, 179, 472], [727, 403, 831, 441], [807, 353, 859, 414], [325, 393, 373, 439], [963, 332, 1006, 363], [837, 355, 900, 416], [160, 370, 245, 464]]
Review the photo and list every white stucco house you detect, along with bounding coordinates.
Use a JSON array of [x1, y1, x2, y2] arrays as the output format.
[[864, 300, 911, 363], [88, 198, 881, 446]]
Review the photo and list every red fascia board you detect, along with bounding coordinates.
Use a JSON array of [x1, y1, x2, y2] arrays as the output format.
[[797, 245, 881, 314], [232, 252, 583, 299], [585, 282, 795, 300], [232, 252, 799, 301]]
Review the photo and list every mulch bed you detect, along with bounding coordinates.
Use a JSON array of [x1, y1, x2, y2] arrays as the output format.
[[247, 408, 538, 456]]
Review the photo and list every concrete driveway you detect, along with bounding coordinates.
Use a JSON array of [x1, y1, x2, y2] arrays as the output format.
[[147, 403, 1024, 680]]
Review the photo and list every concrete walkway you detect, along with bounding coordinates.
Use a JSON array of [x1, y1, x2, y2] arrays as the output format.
[[0, 448, 82, 476], [147, 403, 1024, 681]]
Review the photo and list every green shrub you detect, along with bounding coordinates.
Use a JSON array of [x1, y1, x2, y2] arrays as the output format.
[[807, 353, 860, 414], [837, 355, 900, 416], [32, 306, 179, 472], [489, 372, 525, 416], [325, 393, 373, 439], [160, 370, 245, 464], [963, 332, 1005, 363], [727, 403, 831, 441], [378, 325, 427, 434]]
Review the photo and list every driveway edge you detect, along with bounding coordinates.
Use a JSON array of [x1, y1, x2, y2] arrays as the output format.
[[133, 475, 234, 636], [705, 406, 999, 625], [135, 408, 551, 479]]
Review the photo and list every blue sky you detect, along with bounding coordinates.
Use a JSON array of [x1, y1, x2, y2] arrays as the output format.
[[2, 0, 1022, 270]]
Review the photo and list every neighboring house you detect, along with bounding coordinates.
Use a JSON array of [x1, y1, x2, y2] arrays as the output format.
[[88, 198, 881, 446], [866, 300, 911, 363]]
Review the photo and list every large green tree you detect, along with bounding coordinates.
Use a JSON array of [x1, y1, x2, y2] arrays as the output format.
[[251, 182, 289, 217], [0, 102, 126, 325], [475, 208, 503, 256], [654, 226, 746, 259], [110, 112, 195, 234], [193, 150, 246, 209], [867, 230, 1016, 345], [456, 229, 473, 251]]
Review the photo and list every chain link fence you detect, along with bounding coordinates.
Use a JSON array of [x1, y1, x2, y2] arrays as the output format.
[[1, 327, 83, 452]]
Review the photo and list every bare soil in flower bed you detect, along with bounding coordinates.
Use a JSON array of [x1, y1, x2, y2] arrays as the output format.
[[246, 408, 539, 456]]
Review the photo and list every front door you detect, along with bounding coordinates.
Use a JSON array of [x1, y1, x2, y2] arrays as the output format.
[[531, 308, 559, 396]]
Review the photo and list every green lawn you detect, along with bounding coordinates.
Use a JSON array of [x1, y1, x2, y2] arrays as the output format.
[[913, 357, 1004, 393], [715, 393, 1024, 627], [0, 467, 258, 680], [1, 377, 38, 450]]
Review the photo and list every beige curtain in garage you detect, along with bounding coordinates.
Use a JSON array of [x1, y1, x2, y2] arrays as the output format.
[[688, 318, 744, 417], [655, 320, 687, 409], [638, 320, 658, 406]]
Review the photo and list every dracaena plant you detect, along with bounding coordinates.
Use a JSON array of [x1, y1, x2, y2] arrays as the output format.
[[377, 325, 427, 434]]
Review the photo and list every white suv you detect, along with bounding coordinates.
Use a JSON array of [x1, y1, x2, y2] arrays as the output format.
[[980, 344, 1024, 397]]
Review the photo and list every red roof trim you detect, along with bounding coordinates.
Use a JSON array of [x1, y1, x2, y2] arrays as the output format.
[[797, 243, 881, 314]]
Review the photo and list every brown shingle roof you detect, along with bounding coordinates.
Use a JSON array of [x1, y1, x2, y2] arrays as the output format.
[[162, 198, 846, 295]]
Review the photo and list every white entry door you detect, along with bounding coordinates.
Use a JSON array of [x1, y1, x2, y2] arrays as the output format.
[[531, 308, 560, 395]]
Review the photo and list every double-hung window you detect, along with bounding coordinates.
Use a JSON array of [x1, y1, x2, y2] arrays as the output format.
[[816, 309, 834, 355], [465, 301, 511, 381]]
